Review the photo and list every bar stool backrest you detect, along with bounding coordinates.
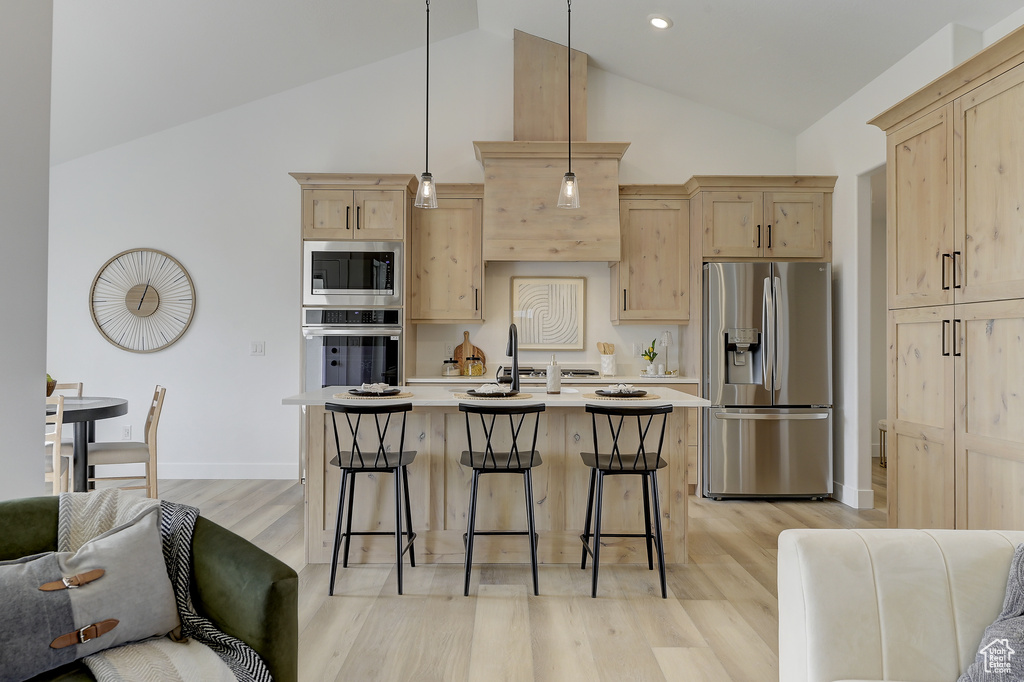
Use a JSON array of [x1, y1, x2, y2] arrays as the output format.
[[585, 404, 673, 470], [326, 402, 413, 468], [459, 403, 546, 469]]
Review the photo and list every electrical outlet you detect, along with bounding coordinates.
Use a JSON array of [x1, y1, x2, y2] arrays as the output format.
[[632, 341, 642, 357], [121, 425, 132, 441], [250, 340, 266, 356], [444, 343, 454, 358]]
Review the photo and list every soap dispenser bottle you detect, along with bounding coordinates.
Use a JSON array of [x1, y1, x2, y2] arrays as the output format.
[[546, 354, 561, 394]]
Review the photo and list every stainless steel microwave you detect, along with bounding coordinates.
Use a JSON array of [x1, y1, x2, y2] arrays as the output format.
[[302, 241, 403, 307]]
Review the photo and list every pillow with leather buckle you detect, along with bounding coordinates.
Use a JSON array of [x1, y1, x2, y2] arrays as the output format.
[[0, 505, 179, 681]]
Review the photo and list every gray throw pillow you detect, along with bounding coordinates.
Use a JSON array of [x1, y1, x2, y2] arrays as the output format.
[[0, 506, 179, 682], [960, 543, 1024, 681]]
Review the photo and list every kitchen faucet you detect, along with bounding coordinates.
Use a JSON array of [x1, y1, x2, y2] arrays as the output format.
[[507, 323, 520, 392]]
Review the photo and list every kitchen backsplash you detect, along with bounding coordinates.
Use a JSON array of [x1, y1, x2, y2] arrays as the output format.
[[411, 261, 683, 376]]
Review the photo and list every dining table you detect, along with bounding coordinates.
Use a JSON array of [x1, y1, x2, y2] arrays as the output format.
[[48, 396, 129, 492]]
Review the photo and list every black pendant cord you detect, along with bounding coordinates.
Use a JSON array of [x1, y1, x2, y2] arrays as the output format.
[[425, 0, 430, 175], [567, 0, 571, 176]]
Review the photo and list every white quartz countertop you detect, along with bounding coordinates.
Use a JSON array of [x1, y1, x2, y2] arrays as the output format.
[[283, 385, 709, 408], [406, 374, 698, 385]]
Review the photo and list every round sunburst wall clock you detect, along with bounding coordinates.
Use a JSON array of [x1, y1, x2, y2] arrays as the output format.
[[89, 248, 196, 353]]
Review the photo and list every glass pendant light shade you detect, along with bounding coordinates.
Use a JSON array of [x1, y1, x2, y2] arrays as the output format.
[[557, 0, 579, 209], [416, 0, 438, 209], [557, 172, 579, 209], [415, 172, 437, 209]]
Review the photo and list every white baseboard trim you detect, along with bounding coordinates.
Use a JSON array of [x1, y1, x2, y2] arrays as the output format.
[[833, 480, 875, 509], [158, 463, 299, 480]]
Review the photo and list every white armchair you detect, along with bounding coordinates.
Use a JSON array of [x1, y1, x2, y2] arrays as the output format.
[[778, 528, 1024, 682]]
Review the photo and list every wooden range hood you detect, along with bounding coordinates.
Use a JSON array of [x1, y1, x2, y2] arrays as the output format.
[[476, 31, 629, 261]]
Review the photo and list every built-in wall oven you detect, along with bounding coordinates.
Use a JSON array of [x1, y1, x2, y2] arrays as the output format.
[[302, 241, 403, 307], [302, 308, 403, 389]]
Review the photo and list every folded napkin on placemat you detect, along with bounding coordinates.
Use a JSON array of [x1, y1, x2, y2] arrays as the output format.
[[605, 384, 638, 394], [361, 383, 390, 394], [473, 384, 514, 394]]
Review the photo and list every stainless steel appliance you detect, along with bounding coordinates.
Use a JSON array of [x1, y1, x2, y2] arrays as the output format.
[[703, 262, 833, 498], [302, 308, 403, 389], [302, 241, 403, 307]]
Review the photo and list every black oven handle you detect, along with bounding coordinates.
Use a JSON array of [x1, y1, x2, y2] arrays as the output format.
[[303, 327, 403, 339]]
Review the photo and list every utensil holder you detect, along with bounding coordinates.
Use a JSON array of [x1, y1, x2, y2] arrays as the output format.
[[600, 354, 616, 377]]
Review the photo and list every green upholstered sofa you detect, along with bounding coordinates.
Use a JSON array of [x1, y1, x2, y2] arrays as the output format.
[[0, 496, 298, 682]]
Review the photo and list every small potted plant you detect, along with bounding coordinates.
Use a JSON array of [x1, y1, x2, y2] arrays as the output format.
[[46, 373, 56, 396], [641, 339, 658, 375]]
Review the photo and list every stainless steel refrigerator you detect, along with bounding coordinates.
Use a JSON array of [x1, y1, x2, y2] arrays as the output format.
[[702, 262, 833, 499]]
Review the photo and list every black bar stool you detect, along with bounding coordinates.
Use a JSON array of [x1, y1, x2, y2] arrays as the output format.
[[579, 403, 673, 598], [459, 402, 546, 596], [326, 401, 417, 595]]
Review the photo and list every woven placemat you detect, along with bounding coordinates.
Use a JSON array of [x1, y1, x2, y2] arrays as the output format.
[[454, 392, 534, 400], [331, 391, 415, 400], [583, 393, 661, 401]]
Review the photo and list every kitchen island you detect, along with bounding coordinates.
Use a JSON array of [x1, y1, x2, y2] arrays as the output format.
[[284, 386, 708, 565]]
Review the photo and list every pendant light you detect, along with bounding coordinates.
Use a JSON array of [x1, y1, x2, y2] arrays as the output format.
[[414, 0, 437, 209], [557, 0, 579, 209]]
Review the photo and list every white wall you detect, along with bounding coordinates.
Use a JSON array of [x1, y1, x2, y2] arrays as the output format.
[[1, 0, 52, 500], [795, 23, 995, 507], [869, 167, 886, 458], [48, 27, 796, 480]]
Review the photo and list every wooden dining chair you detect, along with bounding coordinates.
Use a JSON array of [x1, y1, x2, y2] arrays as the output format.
[[44, 395, 72, 494], [53, 382, 83, 445], [87, 385, 166, 498], [53, 382, 83, 397]]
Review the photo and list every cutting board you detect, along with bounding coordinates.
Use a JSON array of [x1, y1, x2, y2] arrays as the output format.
[[454, 330, 486, 373]]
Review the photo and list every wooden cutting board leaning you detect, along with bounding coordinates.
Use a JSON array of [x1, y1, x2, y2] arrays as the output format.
[[453, 331, 486, 374]]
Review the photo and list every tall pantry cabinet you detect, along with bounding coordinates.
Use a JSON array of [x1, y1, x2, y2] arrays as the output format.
[[871, 26, 1024, 530]]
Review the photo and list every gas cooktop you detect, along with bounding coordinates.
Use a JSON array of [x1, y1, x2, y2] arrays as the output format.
[[501, 367, 601, 379]]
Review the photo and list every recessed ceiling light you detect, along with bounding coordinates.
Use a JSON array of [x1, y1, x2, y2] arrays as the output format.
[[648, 14, 673, 30]]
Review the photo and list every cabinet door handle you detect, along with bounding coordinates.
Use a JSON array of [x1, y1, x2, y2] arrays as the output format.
[[941, 319, 950, 356], [623, 289, 628, 311], [474, 288, 479, 311], [767, 225, 772, 249], [941, 253, 950, 290], [346, 206, 351, 230], [953, 318, 962, 357], [953, 251, 961, 289], [757, 225, 761, 249], [355, 206, 361, 230]]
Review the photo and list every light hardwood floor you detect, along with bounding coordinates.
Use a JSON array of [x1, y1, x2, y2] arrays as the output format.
[[157, 460, 887, 682]]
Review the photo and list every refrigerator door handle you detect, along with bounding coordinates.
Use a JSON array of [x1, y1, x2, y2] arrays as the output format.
[[761, 277, 773, 390], [772, 276, 782, 392], [713, 412, 830, 421]]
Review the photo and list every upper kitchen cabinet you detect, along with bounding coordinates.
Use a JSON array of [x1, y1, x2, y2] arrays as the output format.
[[885, 106, 954, 309], [409, 184, 484, 323], [612, 187, 689, 323], [954, 62, 1024, 305], [290, 173, 416, 241], [685, 176, 836, 262]]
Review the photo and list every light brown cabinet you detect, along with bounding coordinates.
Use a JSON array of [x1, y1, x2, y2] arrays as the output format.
[[290, 173, 416, 241], [409, 185, 484, 323], [612, 193, 689, 323], [888, 301, 1024, 530], [685, 176, 835, 261], [872, 25, 1024, 531]]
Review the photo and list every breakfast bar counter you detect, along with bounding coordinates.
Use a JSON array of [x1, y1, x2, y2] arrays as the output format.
[[284, 386, 708, 565]]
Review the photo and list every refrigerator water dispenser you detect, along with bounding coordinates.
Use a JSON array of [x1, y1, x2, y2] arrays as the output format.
[[725, 328, 761, 384]]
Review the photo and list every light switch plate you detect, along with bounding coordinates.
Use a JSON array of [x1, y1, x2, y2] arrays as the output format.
[[250, 341, 266, 356]]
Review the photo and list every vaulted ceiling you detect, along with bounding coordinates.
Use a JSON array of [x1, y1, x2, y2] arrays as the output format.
[[51, 0, 1024, 164]]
